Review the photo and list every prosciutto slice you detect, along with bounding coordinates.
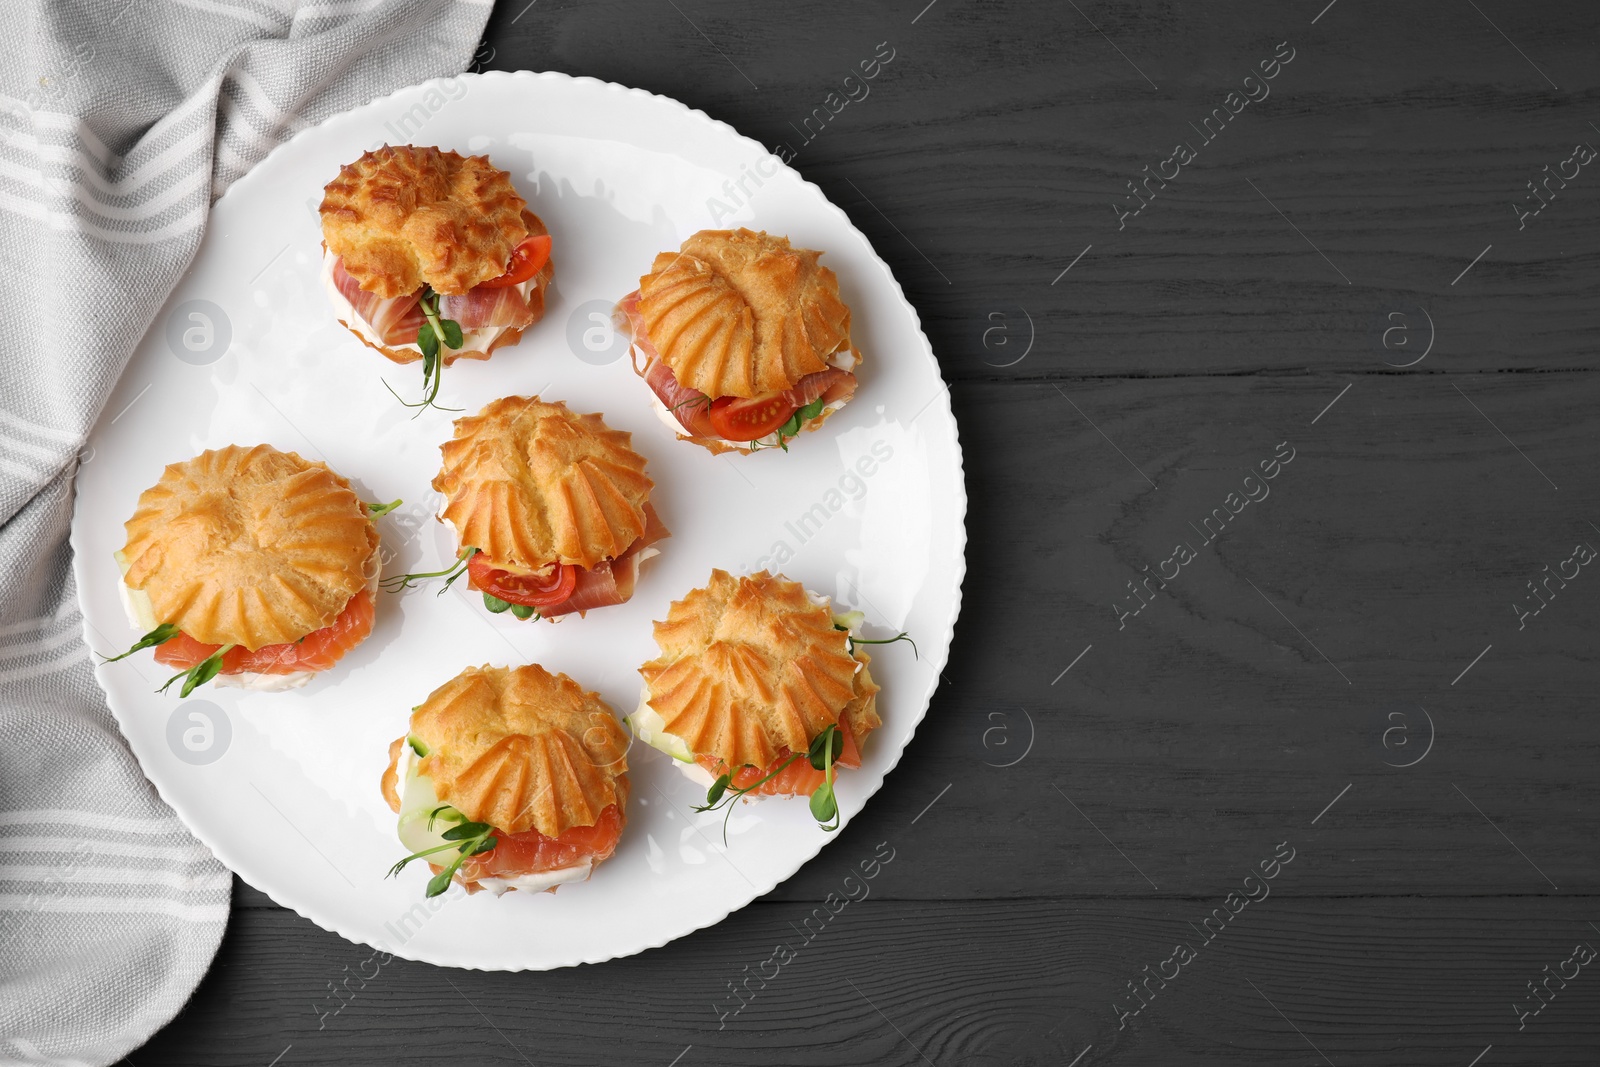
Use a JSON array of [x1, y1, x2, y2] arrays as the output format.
[[542, 504, 671, 619], [640, 353, 719, 437], [332, 254, 537, 346], [640, 353, 857, 439], [440, 285, 535, 329], [784, 367, 857, 409], [331, 256, 424, 345], [619, 296, 716, 437], [615, 290, 643, 338]]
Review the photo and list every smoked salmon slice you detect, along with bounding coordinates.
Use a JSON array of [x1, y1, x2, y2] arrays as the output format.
[[152, 589, 374, 676], [696, 719, 867, 798], [458, 804, 625, 883]]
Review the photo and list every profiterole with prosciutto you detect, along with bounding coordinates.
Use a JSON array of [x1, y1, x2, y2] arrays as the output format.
[[617, 228, 861, 454]]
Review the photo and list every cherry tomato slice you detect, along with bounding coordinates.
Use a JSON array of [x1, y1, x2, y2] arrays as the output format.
[[706, 393, 798, 442], [478, 234, 552, 289], [467, 553, 577, 608]]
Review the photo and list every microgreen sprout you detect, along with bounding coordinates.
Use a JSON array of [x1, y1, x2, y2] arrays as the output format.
[[809, 721, 841, 832], [365, 498, 402, 518], [380, 547, 480, 594], [386, 803, 499, 898], [694, 724, 844, 843], [480, 592, 539, 620], [157, 644, 235, 697], [752, 395, 827, 453], [102, 623, 178, 664], [780, 396, 827, 451], [848, 631, 918, 659], [383, 290, 464, 417], [833, 614, 918, 659], [667, 394, 713, 415]]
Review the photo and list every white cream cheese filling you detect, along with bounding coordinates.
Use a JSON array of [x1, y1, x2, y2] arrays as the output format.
[[320, 248, 537, 356], [215, 666, 314, 692], [648, 345, 857, 450], [676, 759, 718, 788], [828, 348, 861, 374], [472, 863, 594, 896]]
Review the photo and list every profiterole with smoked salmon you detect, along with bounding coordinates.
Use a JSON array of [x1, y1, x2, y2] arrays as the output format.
[[381, 663, 629, 897], [106, 444, 387, 695]]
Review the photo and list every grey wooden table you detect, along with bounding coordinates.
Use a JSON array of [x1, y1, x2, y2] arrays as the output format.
[[132, 1, 1600, 1064]]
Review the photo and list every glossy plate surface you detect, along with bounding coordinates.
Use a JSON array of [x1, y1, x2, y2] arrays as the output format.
[[70, 71, 965, 969]]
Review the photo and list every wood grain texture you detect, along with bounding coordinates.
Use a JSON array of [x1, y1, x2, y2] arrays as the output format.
[[484, 0, 1600, 377], [131, 1, 1600, 1064], [140, 894, 1600, 1066]]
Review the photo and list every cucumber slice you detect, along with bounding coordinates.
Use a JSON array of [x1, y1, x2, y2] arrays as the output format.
[[113, 550, 160, 633], [407, 735, 430, 758], [627, 701, 694, 763], [832, 609, 865, 633], [395, 766, 465, 859]]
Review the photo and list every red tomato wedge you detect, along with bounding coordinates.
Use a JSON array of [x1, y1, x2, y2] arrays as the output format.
[[478, 234, 552, 288], [541, 503, 671, 619], [706, 393, 798, 442], [466, 554, 577, 608], [458, 804, 624, 884], [699, 366, 856, 443], [695, 719, 864, 798], [152, 590, 374, 675]]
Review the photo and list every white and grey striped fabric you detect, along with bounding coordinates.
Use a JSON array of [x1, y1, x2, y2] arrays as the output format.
[[0, 2, 492, 1063]]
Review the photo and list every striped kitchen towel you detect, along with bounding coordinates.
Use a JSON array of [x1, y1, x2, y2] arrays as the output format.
[[0, 2, 492, 1064]]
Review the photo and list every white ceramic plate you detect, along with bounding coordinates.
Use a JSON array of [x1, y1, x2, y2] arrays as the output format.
[[70, 71, 965, 970]]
